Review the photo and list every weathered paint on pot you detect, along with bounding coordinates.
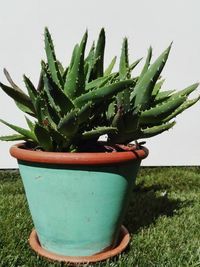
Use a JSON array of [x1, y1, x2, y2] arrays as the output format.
[[10, 143, 148, 257]]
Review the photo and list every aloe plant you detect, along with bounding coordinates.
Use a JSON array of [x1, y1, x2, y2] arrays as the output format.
[[0, 28, 199, 152], [106, 39, 200, 145]]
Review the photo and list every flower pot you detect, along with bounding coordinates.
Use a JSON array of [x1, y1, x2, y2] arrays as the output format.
[[10, 143, 148, 264]]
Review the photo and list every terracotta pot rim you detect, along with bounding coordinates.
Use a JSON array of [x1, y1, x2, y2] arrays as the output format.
[[10, 142, 148, 165]]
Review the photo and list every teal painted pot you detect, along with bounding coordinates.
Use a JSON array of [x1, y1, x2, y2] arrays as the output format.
[[10, 143, 148, 259]]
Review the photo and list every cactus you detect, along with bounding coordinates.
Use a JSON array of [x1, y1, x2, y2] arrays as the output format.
[[0, 28, 199, 152]]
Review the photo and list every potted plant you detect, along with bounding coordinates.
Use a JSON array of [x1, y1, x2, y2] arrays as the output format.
[[0, 28, 199, 264]]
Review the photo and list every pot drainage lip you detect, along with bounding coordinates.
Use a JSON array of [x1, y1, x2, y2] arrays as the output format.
[[29, 225, 130, 264]]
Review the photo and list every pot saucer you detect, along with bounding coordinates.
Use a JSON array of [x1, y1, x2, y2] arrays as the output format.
[[29, 225, 130, 264]]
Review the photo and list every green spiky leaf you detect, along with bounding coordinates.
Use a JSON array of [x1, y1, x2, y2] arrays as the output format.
[[64, 31, 88, 99], [104, 56, 117, 76], [154, 90, 175, 104], [84, 42, 95, 83], [162, 95, 200, 123], [67, 43, 79, 78], [37, 68, 44, 91], [152, 79, 165, 98], [0, 82, 35, 113], [3, 68, 23, 92], [44, 28, 63, 87], [25, 116, 35, 131], [140, 96, 186, 124], [129, 58, 143, 72], [44, 27, 63, 87], [131, 44, 172, 109], [57, 61, 64, 76], [81, 126, 118, 140], [170, 83, 199, 98], [42, 61, 74, 115], [86, 74, 114, 90], [15, 102, 35, 117], [92, 28, 105, 78], [139, 46, 152, 79], [75, 80, 135, 108], [0, 134, 27, 141], [0, 119, 37, 141], [34, 123, 53, 151], [23, 75, 38, 106], [35, 94, 57, 128], [141, 121, 176, 138], [119, 38, 129, 80], [117, 38, 131, 110], [57, 109, 79, 137]]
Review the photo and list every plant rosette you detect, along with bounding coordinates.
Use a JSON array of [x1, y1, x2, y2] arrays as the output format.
[[10, 142, 148, 264], [0, 27, 199, 264]]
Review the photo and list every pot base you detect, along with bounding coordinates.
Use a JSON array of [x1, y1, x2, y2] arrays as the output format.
[[29, 225, 130, 264]]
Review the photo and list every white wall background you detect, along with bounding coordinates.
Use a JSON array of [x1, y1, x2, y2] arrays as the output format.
[[0, 0, 200, 168]]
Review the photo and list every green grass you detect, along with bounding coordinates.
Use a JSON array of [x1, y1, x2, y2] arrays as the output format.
[[0, 167, 200, 267]]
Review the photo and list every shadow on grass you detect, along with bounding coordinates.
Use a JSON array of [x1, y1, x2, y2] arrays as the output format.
[[124, 182, 192, 234]]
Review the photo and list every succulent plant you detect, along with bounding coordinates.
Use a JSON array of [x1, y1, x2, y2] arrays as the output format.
[[0, 28, 199, 152], [106, 40, 200, 146]]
